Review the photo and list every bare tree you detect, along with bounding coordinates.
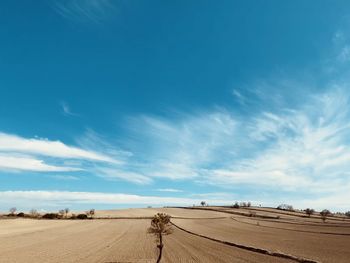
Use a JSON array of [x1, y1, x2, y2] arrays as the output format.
[[200, 201, 206, 206], [148, 213, 173, 263], [9, 207, 17, 216], [64, 208, 70, 218], [29, 209, 38, 218], [320, 209, 331, 223], [304, 208, 315, 217]]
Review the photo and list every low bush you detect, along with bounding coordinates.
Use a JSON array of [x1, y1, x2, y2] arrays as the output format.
[[42, 213, 60, 219], [76, 214, 88, 219], [17, 212, 25, 217]]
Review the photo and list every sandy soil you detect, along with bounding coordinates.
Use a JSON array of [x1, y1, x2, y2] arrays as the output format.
[[172, 216, 350, 263], [1, 207, 349, 262], [95, 207, 229, 218], [0, 218, 292, 263]]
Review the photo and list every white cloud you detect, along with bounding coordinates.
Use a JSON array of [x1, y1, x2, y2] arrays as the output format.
[[0, 132, 116, 163], [0, 156, 81, 172]]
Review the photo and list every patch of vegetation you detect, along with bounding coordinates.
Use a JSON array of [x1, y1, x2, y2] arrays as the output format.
[[77, 214, 88, 219], [320, 209, 331, 223], [17, 212, 25, 217], [304, 208, 315, 217], [232, 202, 240, 209], [42, 213, 61, 219], [240, 202, 251, 207], [277, 204, 294, 211]]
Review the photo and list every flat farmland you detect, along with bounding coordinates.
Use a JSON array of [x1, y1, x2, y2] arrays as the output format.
[[1, 207, 349, 262]]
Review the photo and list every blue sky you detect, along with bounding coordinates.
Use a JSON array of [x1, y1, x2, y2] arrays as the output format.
[[1, 0, 350, 211]]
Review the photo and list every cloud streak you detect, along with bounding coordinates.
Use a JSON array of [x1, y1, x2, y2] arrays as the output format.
[[0, 133, 115, 163], [0, 132, 118, 173], [53, 0, 116, 24]]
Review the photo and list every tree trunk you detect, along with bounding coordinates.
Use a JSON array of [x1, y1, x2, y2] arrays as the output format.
[[157, 233, 163, 263]]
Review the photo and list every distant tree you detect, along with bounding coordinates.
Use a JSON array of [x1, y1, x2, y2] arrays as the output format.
[[240, 202, 247, 207], [277, 204, 294, 211], [148, 213, 173, 263], [320, 209, 331, 223], [9, 207, 17, 215], [239, 202, 252, 207], [304, 208, 315, 217], [232, 202, 240, 209], [87, 209, 95, 219], [29, 209, 38, 218], [200, 201, 206, 206], [345, 211, 350, 218], [64, 208, 70, 218]]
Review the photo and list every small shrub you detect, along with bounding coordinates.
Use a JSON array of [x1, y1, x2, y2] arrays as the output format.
[[87, 209, 95, 219], [42, 213, 60, 219], [77, 214, 88, 220], [17, 212, 25, 217], [345, 211, 350, 218]]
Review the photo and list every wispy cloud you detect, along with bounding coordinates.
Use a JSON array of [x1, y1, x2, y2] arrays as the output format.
[[118, 84, 350, 210], [0, 132, 115, 163], [60, 101, 79, 117], [0, 155, 81, 172], [95, 167, 152, 185], [51, 175, 80, 180], [0, 132, 117, 173], [53, 0, 116, 24]]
